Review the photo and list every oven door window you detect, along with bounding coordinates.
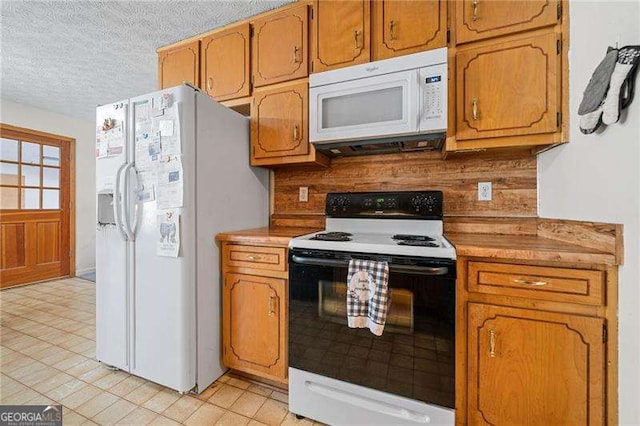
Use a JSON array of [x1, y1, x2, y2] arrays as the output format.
[[289, 259, 455, 408]]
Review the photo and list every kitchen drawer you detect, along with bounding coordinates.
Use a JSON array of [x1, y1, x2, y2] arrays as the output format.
[[467, 261, 604, 306], [224, 244, 287, 272]]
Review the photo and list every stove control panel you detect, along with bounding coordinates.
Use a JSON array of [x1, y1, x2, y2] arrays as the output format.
[[326, 191, 443, 219]]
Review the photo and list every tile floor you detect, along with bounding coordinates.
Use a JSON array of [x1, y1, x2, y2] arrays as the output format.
[[0, 278, 319, 425]]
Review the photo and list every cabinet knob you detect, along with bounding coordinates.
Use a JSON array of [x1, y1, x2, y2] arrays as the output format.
[[389, 20, 396, 41], [472, 98, 479, 120], [293, 46, 300, 63], [354, 29, 361, 50], [207, 76, 213, 92], [472, 0, 480, 21], [489, 329, 496, 357], [293, 124, 300, 141]]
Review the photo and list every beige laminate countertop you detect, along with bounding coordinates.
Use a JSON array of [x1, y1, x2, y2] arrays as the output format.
[[216, 226, 320, 248], [216, 227, 618, 265], [447, 232, 618, 265]]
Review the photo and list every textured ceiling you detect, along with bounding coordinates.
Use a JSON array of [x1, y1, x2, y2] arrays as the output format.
[[0, 0, 293, 121]]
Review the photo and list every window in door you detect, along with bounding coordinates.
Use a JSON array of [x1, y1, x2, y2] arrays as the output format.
[[0, 137, 62, 210]]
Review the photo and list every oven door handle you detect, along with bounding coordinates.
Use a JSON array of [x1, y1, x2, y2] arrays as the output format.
[[291, 255, 449, 276]]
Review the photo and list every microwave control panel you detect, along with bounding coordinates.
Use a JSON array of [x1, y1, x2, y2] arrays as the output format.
[[418, 64, 447, 130], [423, 75, 443, 118]]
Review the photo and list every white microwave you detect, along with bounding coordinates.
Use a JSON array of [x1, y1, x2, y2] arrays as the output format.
[[309, 48, 447, 156]]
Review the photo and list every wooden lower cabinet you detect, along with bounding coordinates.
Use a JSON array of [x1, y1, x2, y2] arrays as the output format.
[[221, 242, 289, 384], [458, 257, 616, 425], [467, 303, 605, 425]]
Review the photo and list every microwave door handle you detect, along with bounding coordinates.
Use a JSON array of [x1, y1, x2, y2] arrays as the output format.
[[291, 255, 449, 275]]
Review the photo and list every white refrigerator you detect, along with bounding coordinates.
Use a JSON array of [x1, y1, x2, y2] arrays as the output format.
[[95, 84, 268, 393]]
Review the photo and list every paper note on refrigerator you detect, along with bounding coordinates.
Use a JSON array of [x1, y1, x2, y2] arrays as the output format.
[[137, 170, 156, 203], [156, 155, 183, 209], [154, 104, 181, 156], [157, 209, 180, 257]]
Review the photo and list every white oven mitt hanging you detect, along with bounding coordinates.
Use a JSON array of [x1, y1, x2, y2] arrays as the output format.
[[578, 48, 617, 134], [602, 46, 640, 125]]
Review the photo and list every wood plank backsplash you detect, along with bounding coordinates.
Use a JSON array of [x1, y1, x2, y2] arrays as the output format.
[[272, 150, 537, 222]]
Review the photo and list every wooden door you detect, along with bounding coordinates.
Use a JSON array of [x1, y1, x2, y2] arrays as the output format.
[[157, 41, 200, 89], [456, 0, 560, 44], [311, 0, 370, 72], [251, 81, 309, 161], [252, 4, 309, 88], [372, 0, 447, 60], [223, 273, 287, 380], [201, 23, 251, 101], [0, 125, 74, 288], [467, 303, 605, 425], [456, 32, 560, 141]]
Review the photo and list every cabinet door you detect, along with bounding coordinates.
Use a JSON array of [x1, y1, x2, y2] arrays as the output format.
[[311, 0, 370, 72], [201, 23, 251, 101], [251, 81, 309, 160], [372, 0, 446, 61], [223, 273, 287, 380], [467, 303, 605, 426], [253, 4, 309, 88], [456, 32, 560, 141], [158, 41, 199, 89], [456, 0, 560, 44]]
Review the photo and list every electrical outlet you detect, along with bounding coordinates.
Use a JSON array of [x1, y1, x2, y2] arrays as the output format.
[[299, 186, 309, 202], [478, 182, 492, 201]]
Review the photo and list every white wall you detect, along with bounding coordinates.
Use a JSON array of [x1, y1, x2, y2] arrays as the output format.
[[538, 1, 640, 423], [0, 99, 96, 274]]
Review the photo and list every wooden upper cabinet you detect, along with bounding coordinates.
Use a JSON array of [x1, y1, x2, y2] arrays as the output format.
[[158, 41, 199, 89], [311, 0, 370, 72], [456, 32, 560, 141], [455, 0, 560, 44], [467, 303, 605, 425], [201, 23, 251, 101], [223, 273, 287, 380], [251, 81, 309, 162], [372, 0, 447, 61], [253, 4, 309, 88]]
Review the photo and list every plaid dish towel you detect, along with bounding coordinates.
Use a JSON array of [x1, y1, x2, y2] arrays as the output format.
[[347, 259, 390, 336]]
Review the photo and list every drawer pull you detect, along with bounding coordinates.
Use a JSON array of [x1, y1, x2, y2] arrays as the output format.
[[246, 255, 263, 261], [293, 124, 300, 141], [268, 294, 277, 316], [472, 0, 479, 21], [207, 76, 213, 92], [354, 30, 361, 50], [489, 329, 496, 357], [514, 278, 548, 286]]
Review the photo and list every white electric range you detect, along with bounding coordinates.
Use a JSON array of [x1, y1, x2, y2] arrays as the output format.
[[288, 191, 457, 426]]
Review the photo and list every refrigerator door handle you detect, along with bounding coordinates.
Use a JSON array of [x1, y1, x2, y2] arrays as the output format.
[[130, 164, 142, 238], [113, 162, 129, 241], [122, 162, 135, 241]]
